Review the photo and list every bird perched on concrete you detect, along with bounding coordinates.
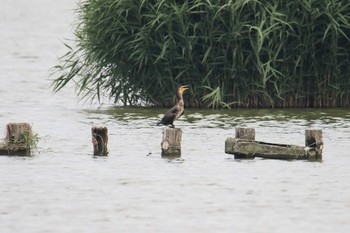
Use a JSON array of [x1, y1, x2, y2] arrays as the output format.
[[157, 85, 189, 128]]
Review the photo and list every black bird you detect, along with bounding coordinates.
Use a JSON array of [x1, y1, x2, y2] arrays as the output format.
[[157, 85, 189, 128]]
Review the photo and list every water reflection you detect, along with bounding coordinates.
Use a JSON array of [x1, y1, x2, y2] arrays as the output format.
[[162, 157, 185, 164], [87, 107, 350, 130]]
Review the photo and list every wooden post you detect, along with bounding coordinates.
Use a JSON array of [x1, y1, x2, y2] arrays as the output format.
[[0, 123, 33, 156], [305, 129, 323, 161], [92, 126, 108, 156], [161, 128, 182, 157], [235, 128, 255, 140], [235, 128, 255, 141], [225, 128, 255, 159]]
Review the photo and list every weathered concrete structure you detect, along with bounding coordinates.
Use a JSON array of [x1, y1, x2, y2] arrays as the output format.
[[225, 128, 323, 161]]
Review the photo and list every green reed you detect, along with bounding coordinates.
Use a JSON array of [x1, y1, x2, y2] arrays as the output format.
[[52, 0, 350, 108]]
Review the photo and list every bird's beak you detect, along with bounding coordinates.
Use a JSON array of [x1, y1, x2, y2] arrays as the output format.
[[179, 85, 189, 94], [182, 85, 189, 90], [182, 86, 189, 93]]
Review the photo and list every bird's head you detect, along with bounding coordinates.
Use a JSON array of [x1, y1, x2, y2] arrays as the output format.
[[178, 85, 189, 94]]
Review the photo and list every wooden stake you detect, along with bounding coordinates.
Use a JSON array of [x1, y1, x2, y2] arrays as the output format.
[[0, 123, 33, 156], [235, 127, 255, 140], [305, 129, 323, 160], [225, 128, 256, 159], [92, 126, 108, 156], [161, 128, 182, 157]]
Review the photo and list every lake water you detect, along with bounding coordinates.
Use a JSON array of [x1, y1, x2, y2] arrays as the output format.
[[1, 1, 350, 232]]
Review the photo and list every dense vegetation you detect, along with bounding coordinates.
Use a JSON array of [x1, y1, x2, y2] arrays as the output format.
[[52, 0, 350, 108]]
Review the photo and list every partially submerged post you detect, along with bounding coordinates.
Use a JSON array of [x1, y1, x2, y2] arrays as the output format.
[[235, 128, 255, 140], [305, 129, 323, 160], [225, 128, 255, 159], [92, 126, 108, 156], [161, 128, 182, 157], [0, 123, 33, 156]]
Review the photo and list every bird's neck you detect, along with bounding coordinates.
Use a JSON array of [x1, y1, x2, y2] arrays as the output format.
[[178, 99, 184, 106], [176, 92, 184, 104]]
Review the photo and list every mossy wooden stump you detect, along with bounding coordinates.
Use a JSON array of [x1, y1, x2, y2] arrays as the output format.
[[161, 128, 182, 157], [225, 128, 323, 161], [92, 126, 108, 156], [0, 123, 33, 156]]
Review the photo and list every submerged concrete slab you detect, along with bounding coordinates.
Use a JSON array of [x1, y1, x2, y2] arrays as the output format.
[[225, 138, 306, 160]]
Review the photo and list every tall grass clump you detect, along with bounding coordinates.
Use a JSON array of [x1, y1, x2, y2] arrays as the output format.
[[52, 0, 350, 108]]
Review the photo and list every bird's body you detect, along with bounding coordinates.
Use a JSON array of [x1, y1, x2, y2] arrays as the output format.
[[157, 85, 188, 128]]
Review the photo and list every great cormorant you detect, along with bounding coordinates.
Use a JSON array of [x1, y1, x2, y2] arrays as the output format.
[[157, 85, 189, 128]]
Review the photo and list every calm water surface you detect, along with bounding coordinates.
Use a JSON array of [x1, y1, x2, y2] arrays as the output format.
[[1, 1, 350, 233]]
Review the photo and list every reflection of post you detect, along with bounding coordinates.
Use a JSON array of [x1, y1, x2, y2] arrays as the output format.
[[0, 123, 33, 156], [235, 128, 255, 140], [92, 126, 108, 156], [161, 128, 182, 157], [305, 129, 323, 160]]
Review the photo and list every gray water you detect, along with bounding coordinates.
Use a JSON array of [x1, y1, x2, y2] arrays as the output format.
[[1, 1, 350, 232]]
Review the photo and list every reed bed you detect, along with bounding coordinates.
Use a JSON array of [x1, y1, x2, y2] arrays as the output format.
[[52, 0, 350, 108]]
